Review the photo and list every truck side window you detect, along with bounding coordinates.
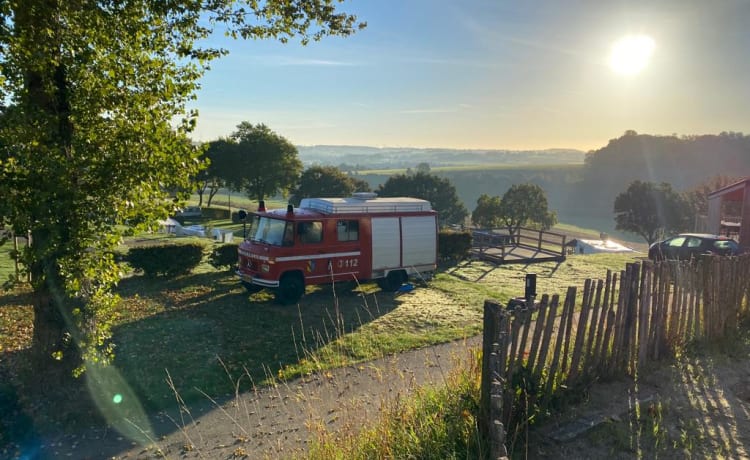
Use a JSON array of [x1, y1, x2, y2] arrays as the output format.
[[299, 221, 323, 244], [282, 223, 294, 247], [336, 220, 359, 242]]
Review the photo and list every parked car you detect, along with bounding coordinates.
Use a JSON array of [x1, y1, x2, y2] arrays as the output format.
[[648, 233, 740, 261], [175, 206, 202, 218]]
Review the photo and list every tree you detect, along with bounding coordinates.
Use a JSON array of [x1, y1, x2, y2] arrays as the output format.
[[415, 162, 431, 174], [0, 0, 363, 381], [195, 139, 236, 207], [471, 194, 502, 228], [290, 165, 370, 205], [223, 122, 303, 203], [377, 172, 468, 226], [497, 183, 557, 237], [614, 181, 692, 244]]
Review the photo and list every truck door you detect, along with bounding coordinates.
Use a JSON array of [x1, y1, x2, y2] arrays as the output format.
[[330, 219, 363, 281], [296, 220, 330, 282]]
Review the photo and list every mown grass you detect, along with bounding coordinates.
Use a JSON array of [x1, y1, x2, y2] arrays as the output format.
[[0, 222, 640, 458], [0, 248, 639, 404]]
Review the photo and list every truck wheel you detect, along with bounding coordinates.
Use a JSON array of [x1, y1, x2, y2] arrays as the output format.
[[377, 270, 406, 292], [276, 273, 304, 305], [241, 281, 262, 294]]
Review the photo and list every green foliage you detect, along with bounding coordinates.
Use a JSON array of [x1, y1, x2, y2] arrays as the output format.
[[196, 140, 235, 207], [471, 194, 502, 228], [199, 207, 231, 220], [438, 230, 472, 262], [127, 243, 205, 278], [377, 172, 468, 226], [0, 0, 362, 372], [498, 183, 558, 236], [614, 181, 692, 244], [208, 243, 239, 271], [581, 131, 750, 215], [220, 122, 303, 202], [290, 165, 370, 205]]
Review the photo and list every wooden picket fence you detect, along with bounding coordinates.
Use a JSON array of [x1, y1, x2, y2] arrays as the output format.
[[480, 255, 750, 458]]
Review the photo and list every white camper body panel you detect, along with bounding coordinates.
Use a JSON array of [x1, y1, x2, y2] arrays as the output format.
[[371, 217, 401, 270], [371, 215, 437, 273], [401, 215, 438, 268]]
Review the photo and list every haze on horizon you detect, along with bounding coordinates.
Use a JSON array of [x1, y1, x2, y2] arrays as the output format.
[[191, 0, 750, 152]]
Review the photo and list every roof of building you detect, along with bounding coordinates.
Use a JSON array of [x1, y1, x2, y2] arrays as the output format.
[[707, 177, 750, 201]]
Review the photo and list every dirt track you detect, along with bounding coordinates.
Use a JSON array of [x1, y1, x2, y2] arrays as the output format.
[[21, 337, 481, 459]]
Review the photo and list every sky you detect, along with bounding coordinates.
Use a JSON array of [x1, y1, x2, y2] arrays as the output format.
[[190, 0, 750, 151]]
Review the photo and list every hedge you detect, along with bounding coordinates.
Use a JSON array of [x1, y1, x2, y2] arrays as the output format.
[[127, 242, 205, 277], [209, 243, 239, 271], [201, 207, 230, 220], [438, 230, 472, 262]]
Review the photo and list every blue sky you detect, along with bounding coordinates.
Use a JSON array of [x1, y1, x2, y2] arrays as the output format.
[[191, 0, 750, 151]]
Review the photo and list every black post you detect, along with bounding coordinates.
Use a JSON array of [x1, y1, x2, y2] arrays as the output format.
[[238, 210, 248, 239], [525, 273, 537, 305]]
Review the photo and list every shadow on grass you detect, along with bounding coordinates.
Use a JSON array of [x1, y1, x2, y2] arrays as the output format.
[[0, 269, 409, 456], [111, 272, 399, 411]]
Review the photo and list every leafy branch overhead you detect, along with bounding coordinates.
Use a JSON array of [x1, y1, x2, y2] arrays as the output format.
[[0, 0, 364, 377]]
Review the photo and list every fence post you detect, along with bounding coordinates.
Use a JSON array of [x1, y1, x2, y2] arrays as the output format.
[[481, 300, 510, 459]]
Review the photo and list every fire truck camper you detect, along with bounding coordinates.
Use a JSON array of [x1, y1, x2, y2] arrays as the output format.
[[236, 193, 438, 304]]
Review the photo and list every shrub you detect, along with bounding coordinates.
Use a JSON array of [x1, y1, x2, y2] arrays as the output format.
[[209, 243, 239, 271], [201, 207, 230, 220], [127, 242, 205, 277], [438, 230, 472, 262]]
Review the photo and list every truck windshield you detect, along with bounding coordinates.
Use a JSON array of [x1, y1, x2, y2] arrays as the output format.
[[251, 217, 292, 246]]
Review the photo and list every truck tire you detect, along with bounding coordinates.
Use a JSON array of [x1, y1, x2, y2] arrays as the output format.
[[276, 273, 304, 305], [377, 269, 406, 292], [241, 281, 262, 294]]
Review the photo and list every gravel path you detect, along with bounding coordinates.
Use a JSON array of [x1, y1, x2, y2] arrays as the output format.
[[26, 336, 481, 459]]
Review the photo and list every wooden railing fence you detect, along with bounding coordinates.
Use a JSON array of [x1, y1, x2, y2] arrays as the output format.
[[480, 255, 750, 459]]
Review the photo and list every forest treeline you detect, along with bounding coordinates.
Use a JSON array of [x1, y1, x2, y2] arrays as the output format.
[[578, 131, 750, 214], [353, 131, 750, 235]]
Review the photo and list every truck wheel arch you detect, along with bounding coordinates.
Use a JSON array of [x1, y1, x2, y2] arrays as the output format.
[[276, 271, 305, 305], [377, 269, 407, 292]]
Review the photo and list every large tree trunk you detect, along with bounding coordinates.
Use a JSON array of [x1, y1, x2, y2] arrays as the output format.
[[18, 0, 81, 386], [31, 280, 79, 386]]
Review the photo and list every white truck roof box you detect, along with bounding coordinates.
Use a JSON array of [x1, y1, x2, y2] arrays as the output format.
[[299, 196, 432, 214]]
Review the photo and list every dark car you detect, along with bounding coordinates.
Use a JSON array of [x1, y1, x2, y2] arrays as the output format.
[[648, 233, 740, 261]]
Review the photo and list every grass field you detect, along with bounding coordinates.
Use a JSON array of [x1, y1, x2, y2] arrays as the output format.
[[0, 225, 639, 419], [355, 162, 582, 176]]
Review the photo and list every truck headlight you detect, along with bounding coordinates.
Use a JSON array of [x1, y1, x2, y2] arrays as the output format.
[[261, 263, 270, 273]]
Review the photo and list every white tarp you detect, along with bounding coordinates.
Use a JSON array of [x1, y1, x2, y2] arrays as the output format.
[[571, 239, 636, 254], [158, 218, 182, 234], [176, 225, 206, 237]]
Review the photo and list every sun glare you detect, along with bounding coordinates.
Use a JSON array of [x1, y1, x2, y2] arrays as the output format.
[[609, 34, 655, 76]]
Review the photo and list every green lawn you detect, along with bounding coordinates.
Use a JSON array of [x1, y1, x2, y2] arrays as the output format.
[[1, 254, 638, 399], [0, 218, 639, 424]]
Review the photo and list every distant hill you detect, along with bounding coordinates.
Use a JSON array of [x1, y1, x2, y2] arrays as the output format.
[[576, 131, 750, 214], [296, 145, 585, 171]]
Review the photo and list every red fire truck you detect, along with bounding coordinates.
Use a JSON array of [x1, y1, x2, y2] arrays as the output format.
[[236, 193, 438, 304]]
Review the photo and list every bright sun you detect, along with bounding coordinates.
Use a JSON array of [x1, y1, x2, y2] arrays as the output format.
[[609, 34, 655, 76]]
